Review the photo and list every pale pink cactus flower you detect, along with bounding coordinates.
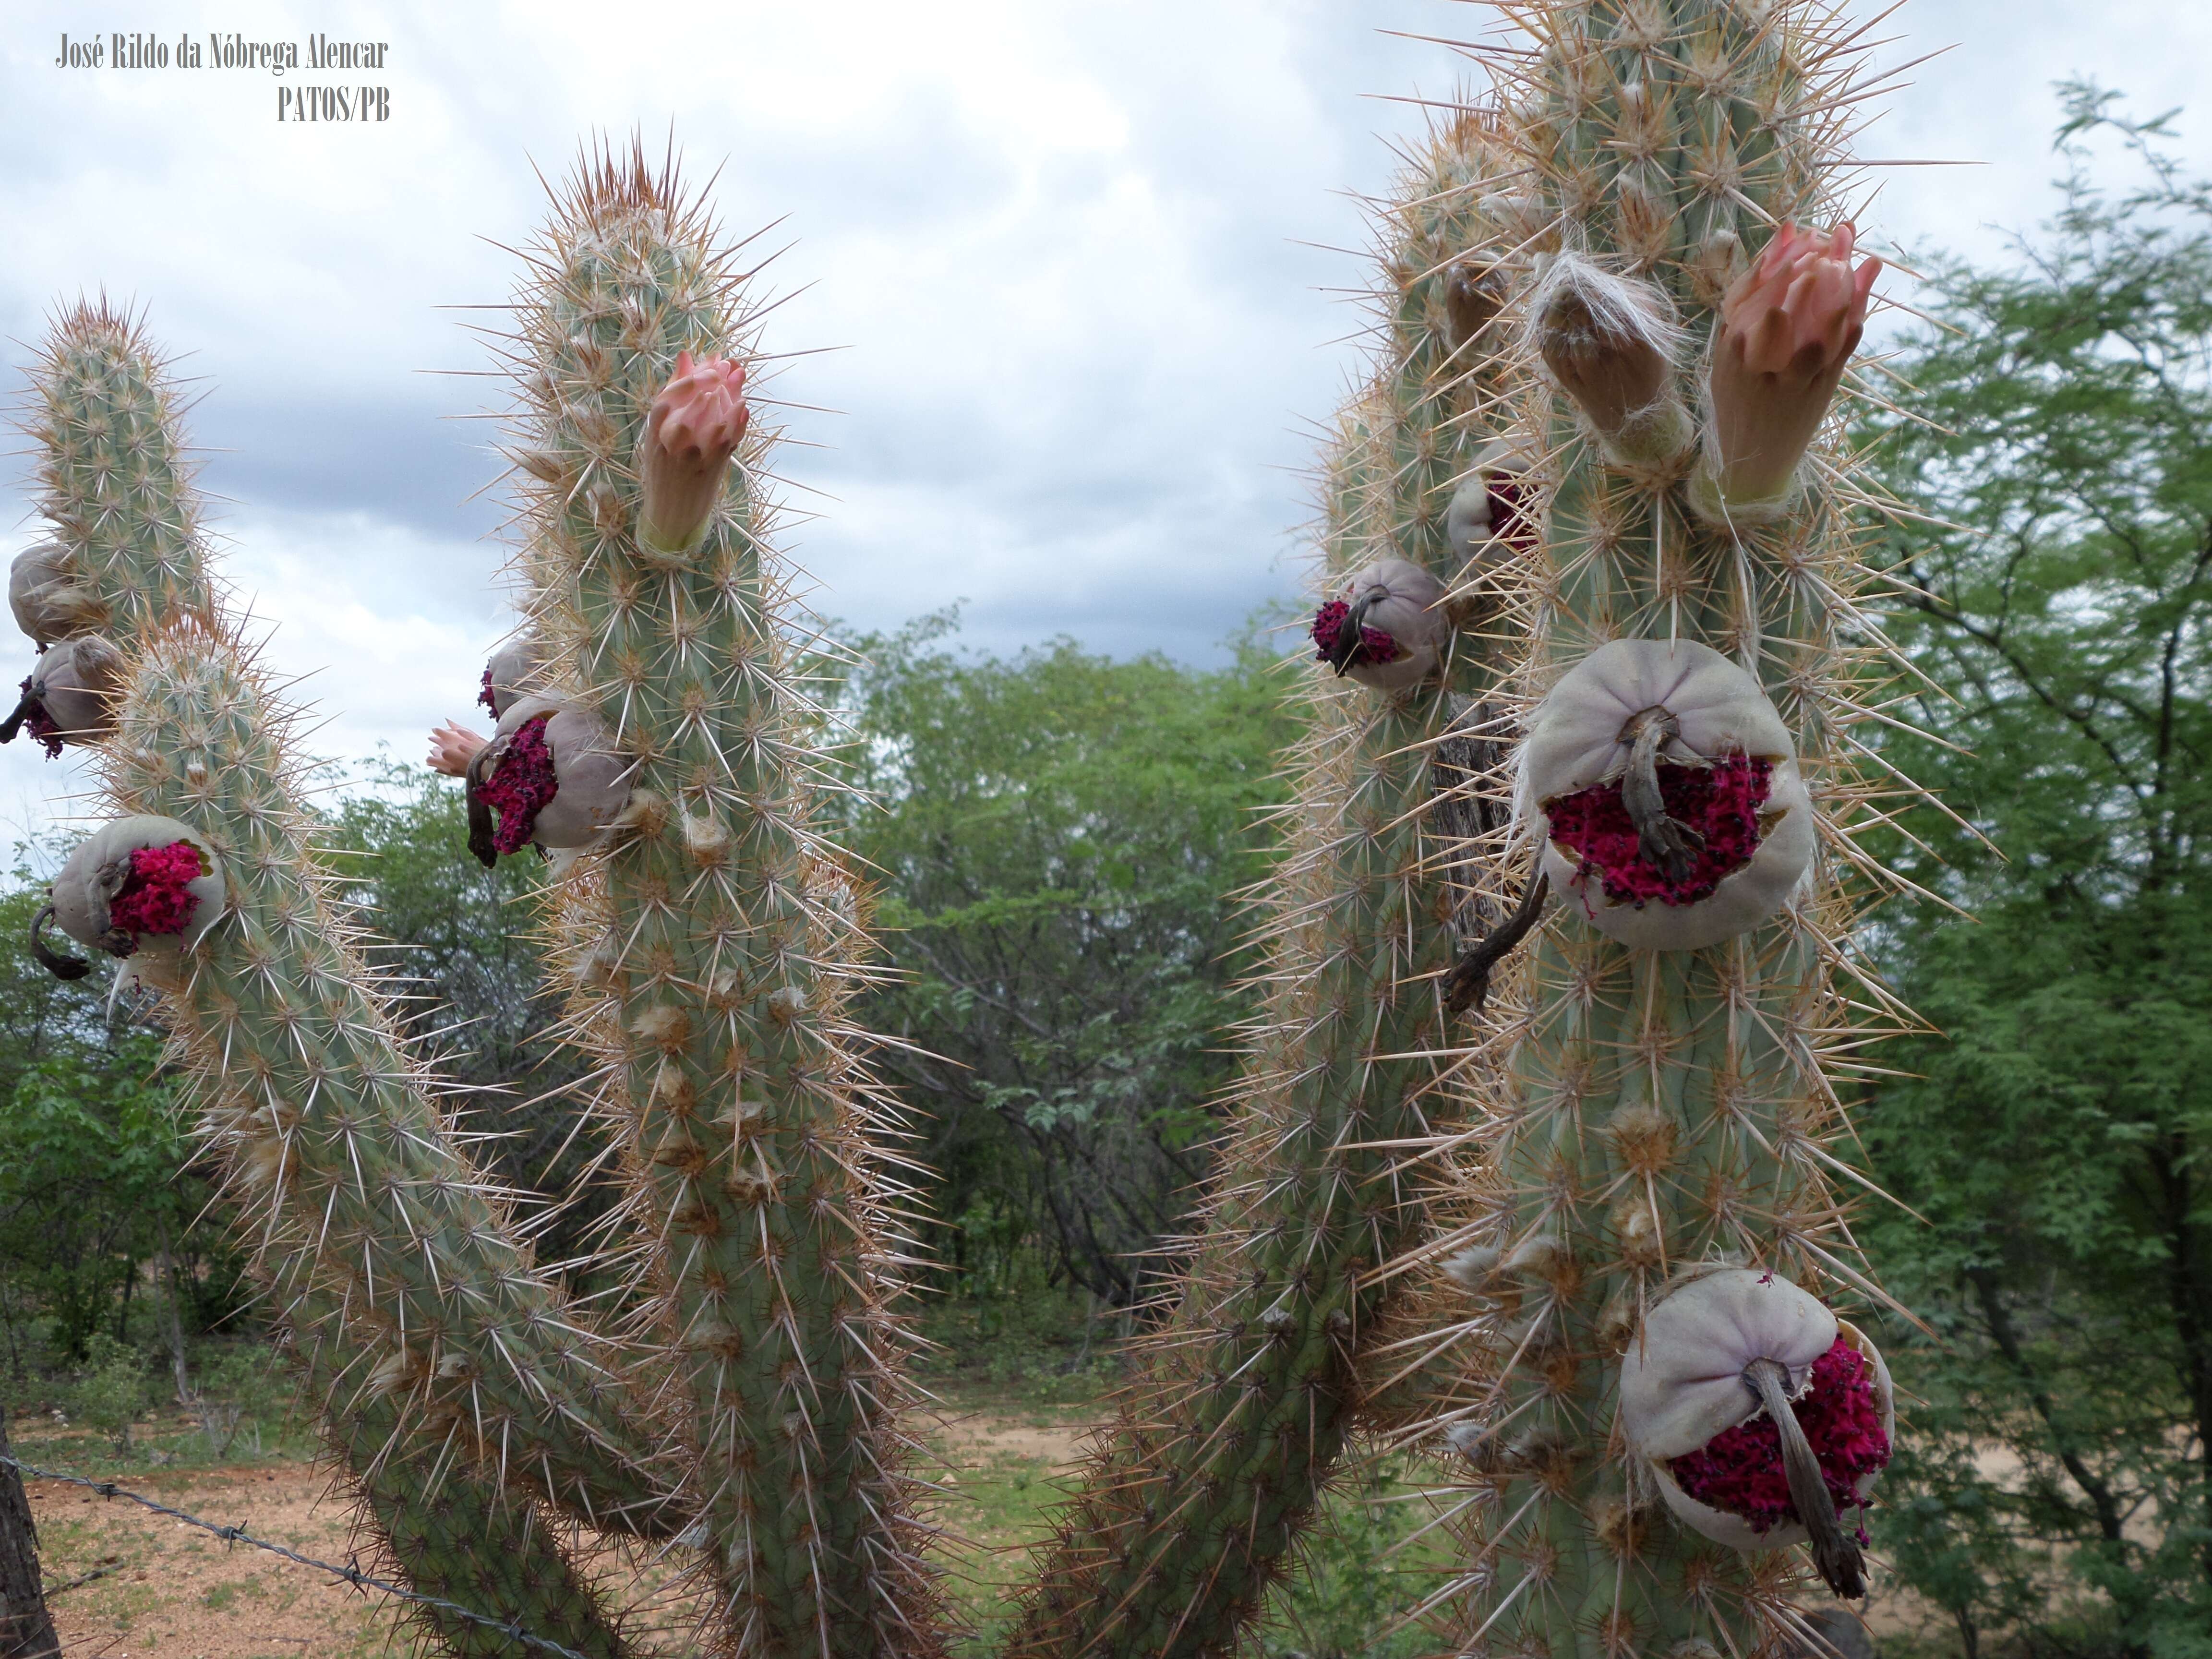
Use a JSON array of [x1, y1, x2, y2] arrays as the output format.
[[639, 349, 749, 555], [427, 720, 487, 778], [1703, 222, 1881, 511]]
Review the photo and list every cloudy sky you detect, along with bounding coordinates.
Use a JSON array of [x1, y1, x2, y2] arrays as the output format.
[[2, 0, 2209, 843]]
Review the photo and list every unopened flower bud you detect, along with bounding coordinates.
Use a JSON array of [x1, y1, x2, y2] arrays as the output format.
[[639, 349, 748, 557], [1696, 222, 1880, 520]]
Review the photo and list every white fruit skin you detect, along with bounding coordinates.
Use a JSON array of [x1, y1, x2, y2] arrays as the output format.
[[485, 695, 634, 851], [9, 544, 100, 645], [483, 636, 545, 721], [1636, 1320, 1895, 1555], [1334, 557, 1449, 692], [1515, 638, 1815, 950], [1444, 437, 1535, 572], [51, 815, 227, 957], [1620, 1268, 1839, 1456]]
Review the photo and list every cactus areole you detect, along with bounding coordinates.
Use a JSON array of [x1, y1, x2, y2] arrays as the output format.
[[1621, 1269, 1894, 1598], [1518, 640, 1813, 950]]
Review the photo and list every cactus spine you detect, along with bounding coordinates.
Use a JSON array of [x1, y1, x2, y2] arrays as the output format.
[[1429, 3, 1914, 1651], [996, 110, 1526, 1659], [503, 149, 947, 1656], [20, 304, 672, 1656]]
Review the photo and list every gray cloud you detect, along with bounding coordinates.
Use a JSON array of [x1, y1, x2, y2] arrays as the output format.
[[2, 0, 2210, 854]]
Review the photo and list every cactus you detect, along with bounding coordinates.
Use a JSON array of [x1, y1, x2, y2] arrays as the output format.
[[9, 3, 1928, 1647], [17, 303, 673, 1656], [498, 146, 948, 1657], [1418, 2, 1920, 1652], [994, 107, 1531, 1659]]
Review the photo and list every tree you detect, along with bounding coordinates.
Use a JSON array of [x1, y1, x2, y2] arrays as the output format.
[[833, 612, 1298, 1305], [0, 869, 233, 1380], [1860, 86, 2212, 1656]]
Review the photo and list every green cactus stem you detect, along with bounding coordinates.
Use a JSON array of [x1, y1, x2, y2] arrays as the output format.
[[1422, 2, 1922, 1651], [19, 302, 680, 1658], [996, 108, 1529, 1659], [503, 145, 949, 1657]]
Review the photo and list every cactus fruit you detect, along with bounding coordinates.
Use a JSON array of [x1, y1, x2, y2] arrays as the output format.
[[1420, 1, 1923, 1650], [36, 815, 225, 979], [10, 541, 103, 644], [18, 301, 675, 1657], [1518, 639, 1815, 950], [1618, 1269, 1893, 1597], [997, 106, 1527, 1659], [499, 145, 949, 1657], [463, 696, 632, 867], [1311, 556, 1452, 689], [2, 633, 125, 755]]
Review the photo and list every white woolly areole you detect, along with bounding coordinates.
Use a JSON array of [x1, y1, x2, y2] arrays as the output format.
[[1516, 638, 1815, 951], [1524, 252, 1688, 370], [1327, 557, 1448, 693]]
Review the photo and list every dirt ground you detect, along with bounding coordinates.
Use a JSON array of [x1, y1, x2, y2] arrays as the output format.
[[21, 1400, 1943, 1656], [23, 1406, 1092, 1659]]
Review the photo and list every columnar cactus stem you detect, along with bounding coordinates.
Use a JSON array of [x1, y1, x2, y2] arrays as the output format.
[[18, 304, 678, 1657], [1424, 4, 1917, 1650], [503, 147, 948, 1657], [998, 109, 1527, 1659]]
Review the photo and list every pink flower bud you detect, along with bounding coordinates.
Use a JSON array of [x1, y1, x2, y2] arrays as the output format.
[[639, 349, 749, 556], [1700, 222, 1881, 515]]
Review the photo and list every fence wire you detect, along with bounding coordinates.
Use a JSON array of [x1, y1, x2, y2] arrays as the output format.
[[2, 1453, 599, 1659]]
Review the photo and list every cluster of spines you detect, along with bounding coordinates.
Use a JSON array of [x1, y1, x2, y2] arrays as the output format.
[[20, 301, 676, 1658], [1412, 4, 1927, 1652], [495, 143, 950, 1658], [992, 108, 1535, 1659]]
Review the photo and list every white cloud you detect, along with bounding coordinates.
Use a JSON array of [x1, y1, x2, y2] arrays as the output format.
[[3, 0, 2209, 849]]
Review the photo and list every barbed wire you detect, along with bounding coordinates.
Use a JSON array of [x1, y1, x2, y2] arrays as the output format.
[[3, 1453, 600, 1659]]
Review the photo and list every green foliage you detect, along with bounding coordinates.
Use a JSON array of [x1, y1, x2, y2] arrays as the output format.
[[0, 867, 240, 1378], [833, 610, 1298, 1306], [1262, 1463, 1438, 1659], [1862, 86, 2212, 1656], [71, 1331, 149, 1453]]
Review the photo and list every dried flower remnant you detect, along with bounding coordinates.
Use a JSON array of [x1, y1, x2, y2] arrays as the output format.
[[1671, 1336, 1891, 1537]]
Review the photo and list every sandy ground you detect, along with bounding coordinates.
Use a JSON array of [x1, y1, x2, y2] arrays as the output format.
[[23, 1407, 1094, 1659], [21, 1403, 1945, 1656], [29, 1460, 405, 1659]]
